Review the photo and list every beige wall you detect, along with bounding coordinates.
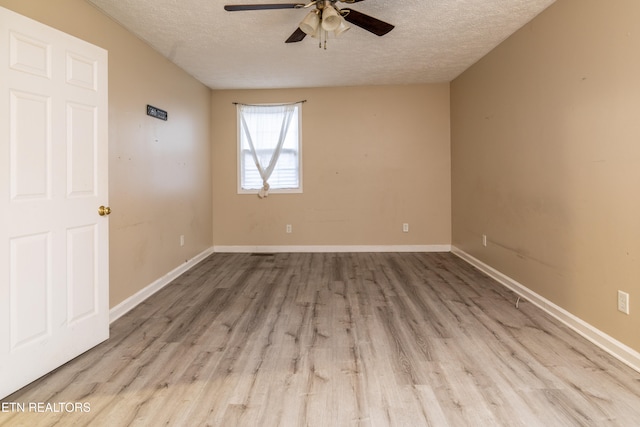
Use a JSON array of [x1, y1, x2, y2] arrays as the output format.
[[0, 0, 213, 307], [211, 85, 451, 247], [451, 0, 640, 351]]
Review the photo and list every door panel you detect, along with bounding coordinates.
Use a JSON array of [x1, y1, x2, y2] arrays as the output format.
[[10, 232, 51, 350], [9, 31, 51, 78], [0, 6, 109, 399], [10, 91, 51, 200], [66, 52, 98, 90], [67, 224, 98, 324], [67, 102, 97, 196]]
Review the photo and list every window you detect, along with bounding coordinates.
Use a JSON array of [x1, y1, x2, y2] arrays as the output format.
[[237, 102, 302, 197]]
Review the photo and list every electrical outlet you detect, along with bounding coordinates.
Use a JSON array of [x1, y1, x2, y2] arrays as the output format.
[[618, 290, 630, 314], [286, 224, 292, 234], [180, 235, 185, 247], [482, 234, 487, 247], [402, 223, 409, 233]]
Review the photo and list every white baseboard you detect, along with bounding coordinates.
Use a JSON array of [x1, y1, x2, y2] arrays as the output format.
[[213, 244, 452, 253], [451, 246, 640, 373], [109, 246, 215, 324]]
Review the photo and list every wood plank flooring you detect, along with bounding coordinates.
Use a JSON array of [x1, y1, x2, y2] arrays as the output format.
[[2, 252, 640, 426]]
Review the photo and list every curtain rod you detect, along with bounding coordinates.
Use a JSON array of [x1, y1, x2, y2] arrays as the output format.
[[232, 100, 307, 106]]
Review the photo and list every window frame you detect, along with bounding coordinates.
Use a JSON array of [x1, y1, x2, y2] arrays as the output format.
[[236, 102, 303, 195]]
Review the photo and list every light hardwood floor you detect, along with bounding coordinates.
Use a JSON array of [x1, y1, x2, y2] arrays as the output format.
[[2, 252, 640, 426]]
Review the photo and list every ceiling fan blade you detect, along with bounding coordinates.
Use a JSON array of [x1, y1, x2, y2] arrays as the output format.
[[224, 3, 305, 11], [341, 8, 394, 36], [285, 27, 307, 43]]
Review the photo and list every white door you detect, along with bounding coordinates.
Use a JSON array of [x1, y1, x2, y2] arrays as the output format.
[[0, 7, 109, 399]]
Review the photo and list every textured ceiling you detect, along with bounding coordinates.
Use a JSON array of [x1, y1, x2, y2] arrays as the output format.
[[86, 0, 555, 90]]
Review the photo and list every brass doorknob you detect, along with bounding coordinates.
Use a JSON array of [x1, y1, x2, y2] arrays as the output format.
[[98, 206, 111, 216]]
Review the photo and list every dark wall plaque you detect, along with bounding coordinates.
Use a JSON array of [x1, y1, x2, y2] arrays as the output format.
[[147, 105, 168, 121]]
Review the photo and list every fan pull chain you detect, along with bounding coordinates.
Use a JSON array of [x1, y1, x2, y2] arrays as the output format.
[[316, 30, 328, 50]]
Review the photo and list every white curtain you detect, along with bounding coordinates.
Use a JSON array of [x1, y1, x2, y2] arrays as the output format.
[[239, 103, 298, 198]]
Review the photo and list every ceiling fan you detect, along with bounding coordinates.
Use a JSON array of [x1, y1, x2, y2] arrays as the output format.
[[224, 1, 394, 47]]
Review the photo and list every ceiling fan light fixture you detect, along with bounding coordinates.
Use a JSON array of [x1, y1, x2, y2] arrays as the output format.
[[333, 19, 350, 37], [309, 26, 322, 39], [299, 9, 320, 35], [321, 3, 342, 32]]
